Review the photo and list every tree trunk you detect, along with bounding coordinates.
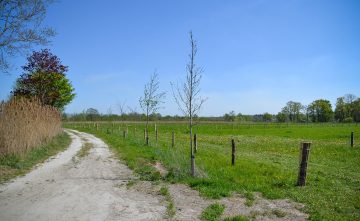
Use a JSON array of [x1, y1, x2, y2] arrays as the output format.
[[190, 116, 195, 176], [146, 108, 149, 146]]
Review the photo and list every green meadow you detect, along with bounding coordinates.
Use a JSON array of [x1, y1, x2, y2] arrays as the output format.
[[65, 122, 360, 221]]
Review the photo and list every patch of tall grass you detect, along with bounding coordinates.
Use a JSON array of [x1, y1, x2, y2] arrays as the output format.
[[0, 98, 62, 156]]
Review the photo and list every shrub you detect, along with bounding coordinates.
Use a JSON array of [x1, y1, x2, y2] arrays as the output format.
[[344, 117, 353, 123]]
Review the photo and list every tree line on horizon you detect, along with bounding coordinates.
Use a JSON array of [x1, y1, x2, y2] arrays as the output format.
[[64, 93, 360, 123], [224, 94, 360, 123]]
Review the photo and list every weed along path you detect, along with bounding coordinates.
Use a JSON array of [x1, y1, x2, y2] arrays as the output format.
[[0, 129, 308, 221], [0, 130, 166, 221]]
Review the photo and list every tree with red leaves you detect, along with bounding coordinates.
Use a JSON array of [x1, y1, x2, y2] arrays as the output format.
[[22, 49, 68, 75], [12, 49, 75, 111]]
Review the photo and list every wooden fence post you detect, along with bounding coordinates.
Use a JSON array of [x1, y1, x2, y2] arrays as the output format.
[[144, 129, 146, 140], [231, 139, 235, 166], [194, 134, 197, 153], [297, 142, 311, 186], [172, 131, 175, 148], [351, 131, 354, 147], [123, 130, 126, 139], [155, 128, 158, 143]]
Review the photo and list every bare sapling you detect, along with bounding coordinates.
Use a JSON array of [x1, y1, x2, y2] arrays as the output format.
[[139, 71, 166, 146], [171, 31, 206, 177]]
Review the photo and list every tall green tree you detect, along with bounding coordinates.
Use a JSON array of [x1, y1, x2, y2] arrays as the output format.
[[12, 49, 75, 110], [86, 108, 100, 121], [308, 99, 333, 122], [281, 101, 303, 122], [334, 94, 358, 122], [351, 99, 360, 122], [335, 97, 347, 122], [276, 112, 287, 122], [263, 112, 273, 122]]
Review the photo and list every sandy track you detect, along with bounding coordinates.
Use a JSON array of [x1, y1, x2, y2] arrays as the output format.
[[0, 130, 166, 221]]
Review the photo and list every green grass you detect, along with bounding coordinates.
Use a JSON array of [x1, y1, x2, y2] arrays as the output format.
[[65, 122, 360, 221], [223, 215, 250, 221], [72, 142, 93, 163], [0, 132, 71, 184], [75, 142, 93, 158], [272, 209, 287, 218], [159, 186, 169, 196], [159, 186, 176, 218], [244, 191, 255, 207], [126, 180, 137, 189], [201, 203, 225, 221]]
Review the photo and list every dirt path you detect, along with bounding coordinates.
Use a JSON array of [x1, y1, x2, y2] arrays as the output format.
[[0, 130, 166, 221]]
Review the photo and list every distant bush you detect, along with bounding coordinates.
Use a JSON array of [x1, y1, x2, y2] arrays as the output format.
[[344, 117, 353, 123], [0, 98, 62, 156]]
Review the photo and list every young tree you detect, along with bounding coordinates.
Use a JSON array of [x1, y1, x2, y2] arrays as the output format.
[[12, 49, 75, 110], [139, 71, 166, 133], [172, 31, 206, 177], [117, 100, 127, 119], [0, 0, 55, 73]]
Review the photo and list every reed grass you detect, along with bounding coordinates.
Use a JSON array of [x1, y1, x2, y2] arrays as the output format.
[[0, 98, 62, 156]]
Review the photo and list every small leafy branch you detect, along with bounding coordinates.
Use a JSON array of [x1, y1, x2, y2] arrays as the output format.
[[139, 71, 166, 131]]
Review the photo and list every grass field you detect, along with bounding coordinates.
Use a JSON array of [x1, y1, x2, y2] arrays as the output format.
[[65, 122, 360, 221]]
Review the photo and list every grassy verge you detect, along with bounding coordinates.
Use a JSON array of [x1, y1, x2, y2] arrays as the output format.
[[65, 123, 360, 221], [0, 132, 71, 184]]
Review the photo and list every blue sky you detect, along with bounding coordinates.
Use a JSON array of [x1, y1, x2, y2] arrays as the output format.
[[1, 0, 360, 116]]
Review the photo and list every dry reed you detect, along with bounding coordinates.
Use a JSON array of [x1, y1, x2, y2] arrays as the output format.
[[0, 98, 62, 156]]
